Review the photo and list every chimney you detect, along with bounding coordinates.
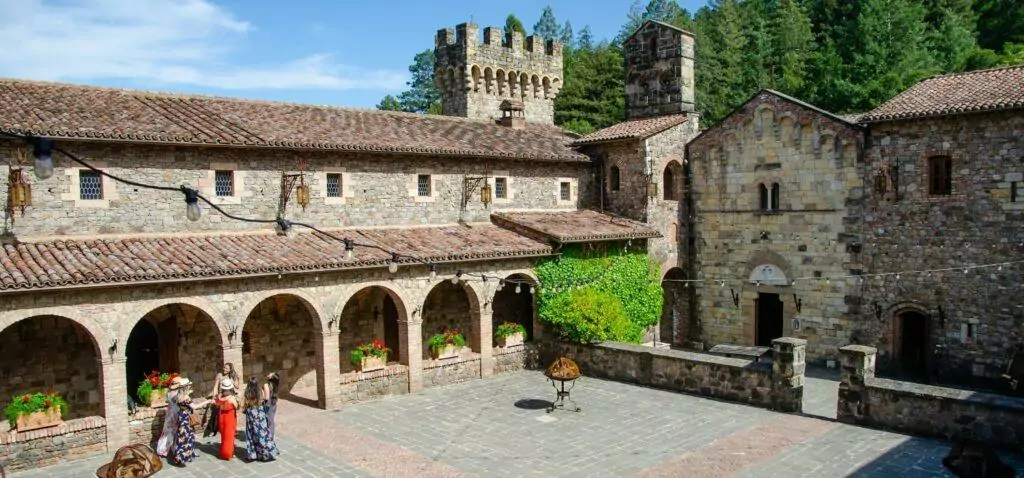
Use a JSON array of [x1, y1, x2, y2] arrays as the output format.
[[499, 99, 526, 130]]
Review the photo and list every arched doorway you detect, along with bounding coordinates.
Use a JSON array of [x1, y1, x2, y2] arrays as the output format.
[[338, 286, 406, 372], [127, 304, 222, 403], [895, 310, 930, 380], [422, 280, 480, 360], [243, 295, 322, 404], [491, 274, 536, 345], [661, 267, 688, 346], [0, 316, 103, 419]]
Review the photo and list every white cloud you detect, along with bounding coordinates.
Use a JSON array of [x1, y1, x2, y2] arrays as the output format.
[[0, 0, 408, 91]]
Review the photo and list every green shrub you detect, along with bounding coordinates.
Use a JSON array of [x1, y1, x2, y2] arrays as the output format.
[[427, 329, 466, 352], [541, 288, 635, 343], [4, 391, 68, 427]]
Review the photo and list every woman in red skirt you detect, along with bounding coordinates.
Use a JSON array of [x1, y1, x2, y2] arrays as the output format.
[[214, 378, 239, 460]]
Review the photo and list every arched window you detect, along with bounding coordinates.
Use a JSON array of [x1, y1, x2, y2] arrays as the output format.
[[663, 167, 676, 200], [610, 165, 621, 191], [759, 184, 769, 211], [771, 183, 780, 210]]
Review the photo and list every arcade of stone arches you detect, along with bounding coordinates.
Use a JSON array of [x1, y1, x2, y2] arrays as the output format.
[[0, 273, 538, 427]]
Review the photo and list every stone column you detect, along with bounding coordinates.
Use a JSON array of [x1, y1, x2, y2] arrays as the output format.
[[221, 343, 243, 386], [400, 318, 423, 393], [838, 345, 876, 425], [479, 303, 494, 379], [101, 357, 129, 452], [315, 330, 342, 409], [770, 337, 806, 413]]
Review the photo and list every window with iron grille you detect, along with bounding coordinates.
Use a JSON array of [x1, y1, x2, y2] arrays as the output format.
[[417, 174, 431, 197], [929, 156, 952, 195], [215, 170, 234, 197], [79, 170, 103, 200], [495, 177, 507, 199], [326, 173, 342, 198], [560, 181, 571, 201]]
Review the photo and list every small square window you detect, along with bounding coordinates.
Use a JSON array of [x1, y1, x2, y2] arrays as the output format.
[[495, 177, 507, 199], [326, 173, 342, 198], [417, 174, 431, 197], [560, 181, 571, 201], [928, 156, 952, 196], [79, 170, 103, 200], [215, 170, 234, 197]]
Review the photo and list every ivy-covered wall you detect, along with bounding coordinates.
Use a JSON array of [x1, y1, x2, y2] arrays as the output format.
[[535, 242, 663, 344]]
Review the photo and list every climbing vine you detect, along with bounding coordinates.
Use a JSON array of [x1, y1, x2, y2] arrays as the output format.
[[535, 242, 663, 344]]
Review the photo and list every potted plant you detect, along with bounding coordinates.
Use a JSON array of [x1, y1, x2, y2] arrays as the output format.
[[136, 371, 179, 407], [494, 322, 527, 347], [4, 390, 67, 432], [428, 328, 466, 360], [350, 339, 389, 372]]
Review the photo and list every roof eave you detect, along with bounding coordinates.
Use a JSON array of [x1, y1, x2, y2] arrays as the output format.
[[859, 104, 1024, 124]]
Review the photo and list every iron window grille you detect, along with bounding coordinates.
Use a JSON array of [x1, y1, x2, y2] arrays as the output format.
[[326, 173, 341, 198], [495, 177, 507, 199], [560, 181, 571, 201], [79, 170, 103, 200], [417, 174, 431, 197], [215, 170, 234, 197]]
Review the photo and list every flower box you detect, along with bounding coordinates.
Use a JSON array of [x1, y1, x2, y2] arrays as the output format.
[[148, 389, 168, 408], [15, 408, 62, 432], [137, 371, 178, 407], [498, 331, 524, 348], [431, 344, 461, 360], [357, 355, 387, 373]]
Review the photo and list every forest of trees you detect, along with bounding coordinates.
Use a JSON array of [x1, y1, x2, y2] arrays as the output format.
[[378, 0, 1024, 134]]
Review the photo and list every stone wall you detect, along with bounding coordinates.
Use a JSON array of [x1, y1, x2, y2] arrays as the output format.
[[0, 316, 103, 419], [0, 417, 106, 472], [127, 407, 165, 446], [492, 344, 540, 374], [423, 355, 481, 388], [686, 92, 865, 362], [337, 287, 396, 373], [623, 20, 695, 119], [422, 281, 477, 358], [854, 111, 1024, 385], [338, 365, 409, 404], [0, 140, 593, 239], [839, 345, 1024, 450], [434, 22, 563, 124], [540, 337, 806, 412], [137, 305, 223, 400], [243, 296, 320, 395]]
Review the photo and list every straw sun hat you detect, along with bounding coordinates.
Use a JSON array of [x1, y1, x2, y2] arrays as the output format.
[[219, 378, 236, 391]]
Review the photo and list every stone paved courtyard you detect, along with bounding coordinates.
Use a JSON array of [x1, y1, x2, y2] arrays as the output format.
[[11, 370, 1024, 477]]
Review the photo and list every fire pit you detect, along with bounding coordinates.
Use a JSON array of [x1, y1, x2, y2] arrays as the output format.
[[545, 356, 581, 413]]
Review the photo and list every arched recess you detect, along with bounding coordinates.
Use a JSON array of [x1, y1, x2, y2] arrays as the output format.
[[470, 65, 482, 92], [0, 316, 104, 420], [663, 160, 684, 201], [660, 268, 688, 346], [421, 280, 482, 360], [531, 74, 541, 99], [126, 303, 222, 404], [491, 274, 537, 345], [496, 68, 506, 95], [242, 294, 324, 405], [483, 67, 494, 94], [886, 303, 932, 381], [519, 73, 530, 99], [542, 76, 551, 99], [338, 286, 408, 372]]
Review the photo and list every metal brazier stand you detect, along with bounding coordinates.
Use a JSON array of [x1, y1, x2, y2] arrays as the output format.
[[545, 356, 581, 413]]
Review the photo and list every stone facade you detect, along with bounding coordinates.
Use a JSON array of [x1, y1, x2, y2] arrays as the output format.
[[492, 344, 540, 374], [338, 365, 409, 404], [839, 345, 1024, 450], [854, 111, 1024, 387], [686, 92, 866, 362], [423, 357, 481, 388], [0, 418, 106, 472], [0, 141, 593, 238], [435, 22, 563, 125], [623, 21, 695, 120]]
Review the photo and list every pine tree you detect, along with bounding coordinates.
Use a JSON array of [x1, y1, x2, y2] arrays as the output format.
[[533, 6, 561, 40], [562, 21, 574, 45], [377, 95, 402, 111], [576, 26, 595, 50], [929, 7, 979, 71], [375, 49, 441, 114], [768, 0, 816, 93], [615, 0, 686, 44], [505, 14, 527, 39], [554, 42, 625, 134], [852, 0, 938, 110]]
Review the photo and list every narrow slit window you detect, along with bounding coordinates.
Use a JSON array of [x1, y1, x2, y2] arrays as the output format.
[[759, 184, 769, 211], [79, 170, 103, 200], [215, 170, 234, 197], [326, 173, 342, 198], [771, 183, 780, 211], [1011, 182, 1018, 203], [610, 166, 620, 191], [560, 181, 571, 201], [929, 156, 952, 195], [495, 177, 507, 199]]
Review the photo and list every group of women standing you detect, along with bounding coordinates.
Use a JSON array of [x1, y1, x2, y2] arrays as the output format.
[[154, 364, 281, 466]]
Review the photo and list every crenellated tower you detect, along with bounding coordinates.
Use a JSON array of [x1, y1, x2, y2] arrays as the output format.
[[435, 22, 563, 125], [623, 20, 695, 119]]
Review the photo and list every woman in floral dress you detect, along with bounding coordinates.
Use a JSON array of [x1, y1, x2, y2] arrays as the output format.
[[170, 378, 199, 466], [243, 376, 278, 462]]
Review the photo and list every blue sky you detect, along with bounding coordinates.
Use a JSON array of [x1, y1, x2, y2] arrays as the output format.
[[0, 0, 708, 109]]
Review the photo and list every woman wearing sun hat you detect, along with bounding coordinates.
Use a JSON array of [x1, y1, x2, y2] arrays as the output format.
[[214, 377, 240, 460], [169, 377, 202, 466]]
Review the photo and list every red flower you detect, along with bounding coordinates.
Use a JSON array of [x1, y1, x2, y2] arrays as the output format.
[[43, 400, 52, 408], [21, 395, 29, 403]]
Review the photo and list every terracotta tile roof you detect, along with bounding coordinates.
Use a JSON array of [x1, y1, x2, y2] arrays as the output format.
[[491, 209, 661, 243], [860, 65, 1024, 123], [0, 224, 553, 292], [0, 78, 588, 162], [572, 114, 690, 145]]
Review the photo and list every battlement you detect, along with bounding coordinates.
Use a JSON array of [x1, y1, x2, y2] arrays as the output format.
[[434, 21, 564, 125]]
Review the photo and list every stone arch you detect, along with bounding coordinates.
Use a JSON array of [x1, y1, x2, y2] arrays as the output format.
[[753, 104, 775, 140], [483, 67, 494, 94], [0, 315, 106, 420], [819, 130, 838, 159], [742, 251, 796, 347], [445, 67, 457, 94], [242, 289, 328, 334], [663, 160, 684, 201], [519, 72, 529, 99], [421, 278, 482, 360], [531, 74, 541, 99], [337, 284, 411, 372], [470, 64, 482, 92], [884, 302, 933, 380], [0, 309, 110, 362], [241, 293, 325, 405], [661, 267, 688, 346], [777, 112, 796, 144], [496, 68, 507, 95], [120, 297, 229, 353], [507, 70, 517, 96], [542, 76, 551, 99], [491, 273, 538, 343]]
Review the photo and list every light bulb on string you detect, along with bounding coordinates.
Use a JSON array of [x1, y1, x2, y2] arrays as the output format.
[[388, 253, 399, 274], [529, 285, 535, 295], [451, 271, 462, 284], [344, 240, 354, 261], [429, 264, 437, 280], [32, 138, 55, 180], [182, 187, 201, 222], [515, 284, 521, 294]]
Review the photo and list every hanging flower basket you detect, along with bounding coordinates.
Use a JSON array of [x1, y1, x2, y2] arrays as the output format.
[[350, 339, 389, 373], [429, 329, 466, 360], [4, 390, 67, 431], [495, 322, 526, 348]]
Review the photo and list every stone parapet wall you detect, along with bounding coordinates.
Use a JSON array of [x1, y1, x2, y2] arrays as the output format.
[[540, 337, 805, 412], [839, 345, 1024, 450], [0, 416, 106, 472], [338, 365, 409, 404], [423, 356, 481, 389], [492, 344, 541, 374], [127, 407, 165, 447]]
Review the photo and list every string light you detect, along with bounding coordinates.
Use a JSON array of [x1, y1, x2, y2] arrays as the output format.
[[661, 260, 1024, 284]]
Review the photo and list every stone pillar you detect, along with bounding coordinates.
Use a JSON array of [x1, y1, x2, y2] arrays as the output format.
[[479, 304, 494, 379], [221, 343, 243, 386], [101, 357, 129, 452], [400, 318, 423, 393], [770, 337, 806, 413], [315, 330, 342, 409], [838, 345, 876, 425]]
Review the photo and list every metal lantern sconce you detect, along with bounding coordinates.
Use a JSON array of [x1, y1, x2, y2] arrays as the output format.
[[281, 157, 311, 212], [295, 182, 310, 209], [6, 149, 34, 223], [480, 182, 493, 208], [646, 176, 658, 198]]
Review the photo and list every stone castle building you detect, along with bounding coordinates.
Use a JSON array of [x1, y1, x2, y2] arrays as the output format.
[[0, 16, 1022, 471]]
